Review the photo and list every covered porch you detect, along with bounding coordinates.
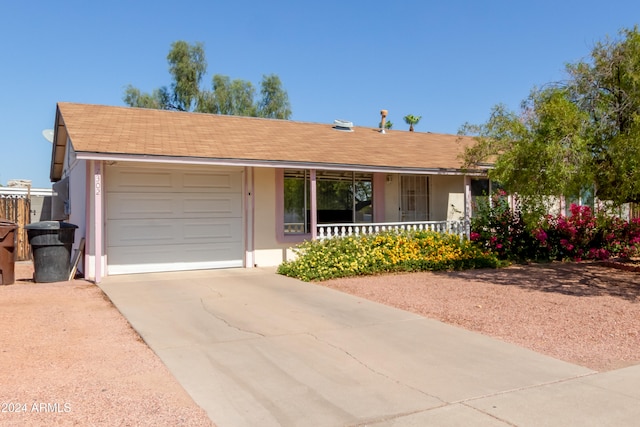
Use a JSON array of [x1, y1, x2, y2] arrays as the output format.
[[280, 169, 476, 242]]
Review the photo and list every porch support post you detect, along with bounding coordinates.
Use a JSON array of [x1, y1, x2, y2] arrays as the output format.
[[310, 169, 318, 240], [463, 175, 471, 238], [488, 179, 493, 208], [93, 160, 103, 283]]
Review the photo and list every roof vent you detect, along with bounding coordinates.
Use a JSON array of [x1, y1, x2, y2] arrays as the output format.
[[333, 119, 354, 132], [380, 109, 388, 134]]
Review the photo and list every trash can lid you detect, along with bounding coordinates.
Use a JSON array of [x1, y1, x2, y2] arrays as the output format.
[[25, 221, 79, 230]]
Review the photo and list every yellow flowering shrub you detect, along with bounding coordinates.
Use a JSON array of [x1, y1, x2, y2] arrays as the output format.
[[277, 230, 500, 282]]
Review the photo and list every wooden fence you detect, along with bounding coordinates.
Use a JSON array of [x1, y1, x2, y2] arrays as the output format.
[[0, 195, 31, 261]]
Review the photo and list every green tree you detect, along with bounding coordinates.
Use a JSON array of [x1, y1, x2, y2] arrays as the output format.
[[124, 41, 206, 111], [462, 26, 640, 205], [566, 26, 640, 203], [461, 88, 589, 201], [197, 75, 257, 116], [257, 74, 292, 119], [166, 41, 207, 111], [122, 86, 169, 109], [403, 114, 421, 132], [123, 41, 291, 119]]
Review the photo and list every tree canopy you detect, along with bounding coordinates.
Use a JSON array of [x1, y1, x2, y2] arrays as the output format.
[[124, 41, 292, 119], [461, 26, 640, 205], [257, 74, 292, 119]]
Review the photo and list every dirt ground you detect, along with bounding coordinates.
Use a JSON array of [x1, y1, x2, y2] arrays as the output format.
[[0, 262, 214, 426]]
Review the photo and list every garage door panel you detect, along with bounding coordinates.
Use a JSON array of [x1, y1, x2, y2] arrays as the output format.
[[108, 242, 243, 264], [108, 220, 180, 246], [109, 218, 242, 247], [108, 167, 242, 193], [183, 194, 242, 216], [183, 172, 242, 192], [108, 193, 242, 219], [183, 219, 241, 240], [107, 243, 244, 275], [110, 170, 175, 190], [107, 193, 178, 218]]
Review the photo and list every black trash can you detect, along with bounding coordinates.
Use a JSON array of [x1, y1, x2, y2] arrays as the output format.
[[26, 221, 78, 283], [0, 219, 18, 285]]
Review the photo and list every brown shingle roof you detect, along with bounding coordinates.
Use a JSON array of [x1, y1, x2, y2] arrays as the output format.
[[53, 102, 478, 178]]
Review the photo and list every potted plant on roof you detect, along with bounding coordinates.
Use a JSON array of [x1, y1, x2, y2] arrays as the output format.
[[403, 114, 421, 132]]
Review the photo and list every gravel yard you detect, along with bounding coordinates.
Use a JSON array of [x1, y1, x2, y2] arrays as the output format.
[[320, 261, 640, 372], [0, 262, 213, 427]]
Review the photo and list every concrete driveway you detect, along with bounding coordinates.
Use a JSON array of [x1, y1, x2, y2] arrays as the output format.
[[99, 268, 640, 427]]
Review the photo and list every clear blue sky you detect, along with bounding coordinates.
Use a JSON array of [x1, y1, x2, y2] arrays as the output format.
[[2, 0, 638, 188]]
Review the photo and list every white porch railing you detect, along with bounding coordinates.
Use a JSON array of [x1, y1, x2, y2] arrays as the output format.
[[317, 220, 470, 240]]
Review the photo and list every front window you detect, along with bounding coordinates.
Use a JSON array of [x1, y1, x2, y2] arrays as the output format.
[[283, 170, 373, 234], [470, 178, 490, 217], [283, 170, 308, 234], [470, 178, 507, 217]]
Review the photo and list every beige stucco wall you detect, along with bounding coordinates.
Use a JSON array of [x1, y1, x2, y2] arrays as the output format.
[[252, 167, 296, 267], [430, 175, 466, 221]]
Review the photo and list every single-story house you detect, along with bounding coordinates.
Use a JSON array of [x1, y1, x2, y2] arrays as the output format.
[[50, 102, 488, 282]]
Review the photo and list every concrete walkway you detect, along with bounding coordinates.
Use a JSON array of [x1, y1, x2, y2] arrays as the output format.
[[99, 268, 640, 427]]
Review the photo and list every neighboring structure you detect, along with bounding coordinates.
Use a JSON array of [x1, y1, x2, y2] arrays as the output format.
[[0, 183, 53, 261], [1, 182, 53, 223], [50, 102, 488, 282]]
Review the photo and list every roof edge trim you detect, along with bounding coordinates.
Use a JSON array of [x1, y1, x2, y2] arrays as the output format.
[[74, 152, 487, 176]]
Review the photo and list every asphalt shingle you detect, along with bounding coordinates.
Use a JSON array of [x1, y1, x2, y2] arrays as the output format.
[[55, 102, 477, 171]]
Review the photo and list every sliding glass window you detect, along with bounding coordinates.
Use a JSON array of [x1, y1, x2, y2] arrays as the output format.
[[283, 170, 373, 234]]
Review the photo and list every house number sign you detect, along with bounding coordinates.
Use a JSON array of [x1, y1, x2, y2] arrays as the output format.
[[95, 174, 101, 196]]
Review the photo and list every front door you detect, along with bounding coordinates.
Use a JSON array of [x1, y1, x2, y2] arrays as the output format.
[[400, 175, 429, 221]]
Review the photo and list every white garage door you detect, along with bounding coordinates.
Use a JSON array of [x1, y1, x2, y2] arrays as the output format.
[[106, 164, 244, 275]]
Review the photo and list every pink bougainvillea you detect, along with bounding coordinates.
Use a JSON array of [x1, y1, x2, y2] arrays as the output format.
[[471, 199, 640, 262]]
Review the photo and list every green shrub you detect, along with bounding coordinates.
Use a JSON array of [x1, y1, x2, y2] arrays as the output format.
[[471, 193, 640, 262], [470, 190, 547, 261], [277, 230, 500, 282]]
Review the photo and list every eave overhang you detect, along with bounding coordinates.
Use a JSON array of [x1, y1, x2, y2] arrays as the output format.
[[73, 151, 488, 177], [50, 105, 68, 182]]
